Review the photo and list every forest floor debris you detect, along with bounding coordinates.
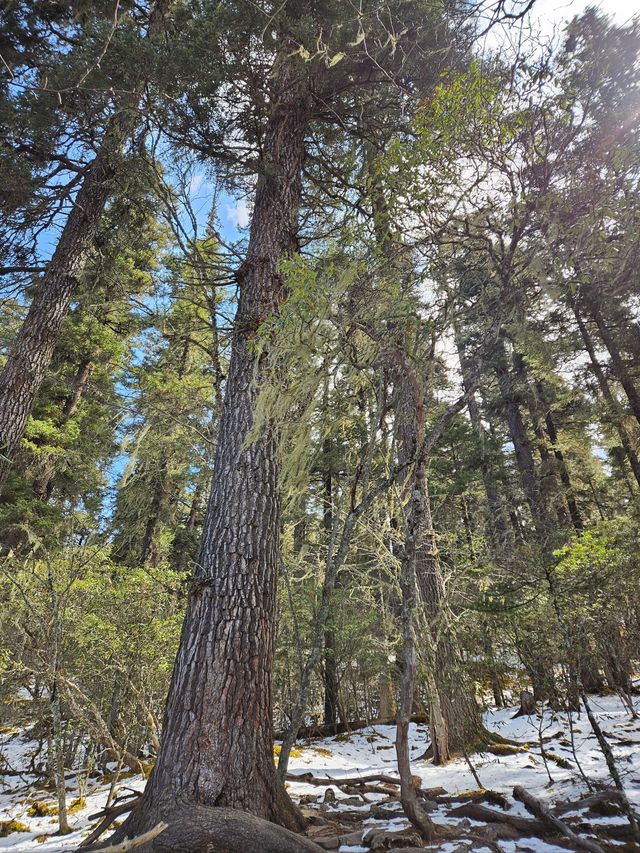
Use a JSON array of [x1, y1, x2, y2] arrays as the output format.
[[0, 695, 638, 852]]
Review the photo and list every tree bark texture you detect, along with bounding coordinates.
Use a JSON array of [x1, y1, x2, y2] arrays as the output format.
[[117, 53, 309, 839]]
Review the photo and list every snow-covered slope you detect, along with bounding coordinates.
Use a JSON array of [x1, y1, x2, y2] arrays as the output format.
[[1, 695, 638, 851]]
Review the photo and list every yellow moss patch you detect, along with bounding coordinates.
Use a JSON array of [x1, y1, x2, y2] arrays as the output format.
[[0, 819, 30, 836], [312, 747, 333, 757], [27, 801, 57, 818], [545, 752, 573, 770], [36, 834, 52, 843], [272, 744, 304, 759], [486, 743, 527, 755], [141, 760, 155, 779], [68, 796, 86, 814]]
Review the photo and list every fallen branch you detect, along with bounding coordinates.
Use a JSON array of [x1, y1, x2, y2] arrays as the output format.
[[71, 822, 167, 852], [514, 785, 606, 853], [288, 771, 400, 787], [81, 795, 142, 847], [449, 802, 548, 835]]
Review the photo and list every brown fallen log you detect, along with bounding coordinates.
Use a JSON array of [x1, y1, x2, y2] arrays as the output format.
[[287, 772, 400, 787], [514, 785, 606, 853], [451, 800, 638, 845], [276, 713, 428, 741], [449, 802, 548, 833]]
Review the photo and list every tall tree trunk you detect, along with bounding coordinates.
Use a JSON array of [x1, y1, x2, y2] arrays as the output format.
[[392, 355, 483, 764], [119, 54, 309, 837], [172, 481, 203, 573], [32, 356, 93, 500], [415, 486, 484, 762], [139, 457, 172, 567], [587, 298, 640, 429], [0, 1, 168, 491], [454, 322, 511, 546], [492, 338, 555, 554], [395, 394, 437, 842], [573, 302, 640, 490], [535, 381, 584, 531], [321, 435, 339, 731], [365, 142, 482, 763]]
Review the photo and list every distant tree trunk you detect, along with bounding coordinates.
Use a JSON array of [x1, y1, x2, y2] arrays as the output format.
[[395, 406, 437, 842], [587, 298, 640, 429], [392, 354, 484, 764], [573, 302, 640, 490], [492, 339, 555, 552], [378, 671, 396, 720], [535, 380, 584, 531], [172, 481, 203, 573], [321, 435, 339, 731], [454, 323, 511, 546], [139, 457, 172, 567], [0, 0, 168, 492], [117, 53, 309, 838], [518, 367, 571, 530], [415, 491, 484, 762], [579, 659, 605, 693], [51, 678, 71, 835], [32, 356, 93, 500]]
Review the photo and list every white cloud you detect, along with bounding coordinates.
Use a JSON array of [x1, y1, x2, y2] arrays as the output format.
[[225, 199, 250, 229], [189, 173, 207, 197]]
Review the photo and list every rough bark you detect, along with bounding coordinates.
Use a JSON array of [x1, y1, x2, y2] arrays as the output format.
[[83, 795, 324, 853], [115, 53, 310, 840]]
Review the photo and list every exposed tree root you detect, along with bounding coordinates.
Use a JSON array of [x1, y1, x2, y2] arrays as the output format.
[[72, 823, 168, 852], [83, 792, 325, 853], [514, 784, 606, 853], [417, 725, 524, 761]]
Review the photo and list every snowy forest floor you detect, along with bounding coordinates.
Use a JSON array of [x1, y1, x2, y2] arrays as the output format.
[[1, 694, 639, 852]]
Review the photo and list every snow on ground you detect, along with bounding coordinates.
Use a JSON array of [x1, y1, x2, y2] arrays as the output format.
[[1, 694, 639, 851]]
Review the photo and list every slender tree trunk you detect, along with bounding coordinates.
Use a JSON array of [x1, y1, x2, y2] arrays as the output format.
[[454, 323, 511, 545], [276, 390, 382, 778], [172, 481, 203, 573], [493, 338, 556, 555], [535, 381, 584, 530], [32, 356, 93, 500], [587, 299, 640, 429], [415, 489, 484, 762], [140, 457, 172, 567], [573, 302, 640, 489], [390, 352, 484, 764], [51, 678, 71, 835], [118, 54, 309, 837], [321, 436, 339, 731], [365, 146, 483, 763], [0, 1, 168, 491]]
